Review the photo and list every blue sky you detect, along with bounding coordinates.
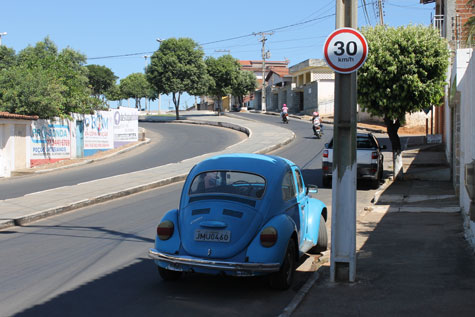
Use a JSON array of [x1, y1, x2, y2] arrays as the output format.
[[1, 0, 435, 111]]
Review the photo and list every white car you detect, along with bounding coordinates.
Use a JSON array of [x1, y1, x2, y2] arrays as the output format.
[[322, 133, 386, 188]]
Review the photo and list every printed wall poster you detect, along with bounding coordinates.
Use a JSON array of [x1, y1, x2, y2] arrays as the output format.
[[113, 107, 138, 146], [84, 111, 114, 156], [30, 119, 71, 166]]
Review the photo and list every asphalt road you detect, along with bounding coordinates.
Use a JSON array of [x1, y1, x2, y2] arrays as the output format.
[[0, 122, 246, 200], [0, 113, 382, 316]]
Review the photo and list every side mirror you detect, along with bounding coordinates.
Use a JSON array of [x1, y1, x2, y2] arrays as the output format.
[[306, 184, 318, 195], [324, 143, 329, 149]]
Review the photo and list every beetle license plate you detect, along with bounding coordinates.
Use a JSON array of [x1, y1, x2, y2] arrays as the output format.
[[194, 229, 231, 243]]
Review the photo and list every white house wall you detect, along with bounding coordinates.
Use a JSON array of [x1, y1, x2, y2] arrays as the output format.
[[0, 124, 5, 177], [456, 48, 475, 245], [317, 80, 335, 104]]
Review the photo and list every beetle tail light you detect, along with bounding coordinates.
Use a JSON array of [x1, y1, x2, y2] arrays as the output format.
[[371, 151, 378, 160], [157, 220, 174, 240], [260, 227, 278, 248], [323, 150, 328, 158]]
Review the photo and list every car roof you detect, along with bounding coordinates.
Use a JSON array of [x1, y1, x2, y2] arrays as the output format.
[[190, 153, 293, 178], [327, 133, 379, 149]]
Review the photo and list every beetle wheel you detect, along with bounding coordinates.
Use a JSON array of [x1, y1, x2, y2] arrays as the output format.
[[158, 266, 182, 281], [269, 239, 296, 290], [309, 215, 328, 254]]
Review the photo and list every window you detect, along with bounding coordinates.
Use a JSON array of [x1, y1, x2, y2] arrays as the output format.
[[295, 169, 304, 194], [282, 171, 296, 201], [189, 171, 266, 199]]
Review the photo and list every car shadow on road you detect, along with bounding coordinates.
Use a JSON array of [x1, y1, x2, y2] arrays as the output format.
[[16, 224, 155, 243], [14, 258, 315, 317]]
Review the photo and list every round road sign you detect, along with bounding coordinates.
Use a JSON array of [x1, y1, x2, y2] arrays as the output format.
[[323, 28, 368, 74]]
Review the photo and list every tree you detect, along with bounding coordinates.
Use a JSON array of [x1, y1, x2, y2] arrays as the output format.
[[232, 70, 257, 108], [104, 83, 125, 107], [85, 64, 117, 99], [0, 37, 101, 118], [0, 46, 16, 70], [357, 25, 449, 178], [465, 0, 475, 46], [205, 55, 241, 113], [119, 73, 152, 109], [146, 38, 207, 119]]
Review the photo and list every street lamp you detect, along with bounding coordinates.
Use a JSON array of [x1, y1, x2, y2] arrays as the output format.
[[143, 55, 151, 113], [155, 38, 163, 113], [0, 32, 7, 46]]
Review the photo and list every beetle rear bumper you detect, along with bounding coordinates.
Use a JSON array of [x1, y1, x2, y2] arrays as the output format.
[[149, 248, 280, 273]]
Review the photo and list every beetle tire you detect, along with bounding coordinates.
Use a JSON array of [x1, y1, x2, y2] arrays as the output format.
[[309, 215, 328, 254], [269, 238, 296, 290], [158, 266, 182, 281]]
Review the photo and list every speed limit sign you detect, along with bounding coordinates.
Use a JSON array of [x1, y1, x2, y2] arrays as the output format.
[[323, 28, 368, 74]]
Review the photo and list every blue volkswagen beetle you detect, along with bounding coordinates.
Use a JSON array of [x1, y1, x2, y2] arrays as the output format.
[[149, 153, 328, 289]]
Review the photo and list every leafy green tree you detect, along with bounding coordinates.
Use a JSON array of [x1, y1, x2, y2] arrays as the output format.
[[465, 0, 475, 46], [146, 38, 207, 119], [232, 70, 257, 108], [205, 55, 241, 112], [0, 46, 16, 70], [357, 25, 449, 177], [0, 37, 101, 118], [104, 83, 125, 107], [119, 72, 152, 109], [85, 64, 118, 99], [0, 64, 65, 118]]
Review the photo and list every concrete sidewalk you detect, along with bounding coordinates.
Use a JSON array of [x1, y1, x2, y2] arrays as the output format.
[[288, 139, 475, 316], [0, 114, 294, 230]]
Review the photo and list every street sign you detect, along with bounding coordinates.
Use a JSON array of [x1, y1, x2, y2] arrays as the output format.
[[323, 28, 368, 74]]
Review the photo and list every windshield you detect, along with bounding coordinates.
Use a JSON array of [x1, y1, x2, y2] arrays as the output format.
[[189, 171, 266, 199], [328, 135, 377, 149]]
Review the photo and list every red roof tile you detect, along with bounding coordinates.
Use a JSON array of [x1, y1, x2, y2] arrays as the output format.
[[0, 112, 39, 120]]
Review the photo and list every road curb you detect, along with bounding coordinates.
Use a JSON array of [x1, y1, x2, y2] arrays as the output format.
[[12, 173, 189, 226], [366, 205, 461, 213]]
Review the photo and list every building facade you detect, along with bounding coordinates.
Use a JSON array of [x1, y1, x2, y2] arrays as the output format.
[[422, 0, 475, 247]]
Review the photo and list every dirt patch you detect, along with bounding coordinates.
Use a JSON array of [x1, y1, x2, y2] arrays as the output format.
[[357, 122, 426, 136]]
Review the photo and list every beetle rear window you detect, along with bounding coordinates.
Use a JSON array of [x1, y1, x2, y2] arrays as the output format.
[[189, 171, 266, 199]]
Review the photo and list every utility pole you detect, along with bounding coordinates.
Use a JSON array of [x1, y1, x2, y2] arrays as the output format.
[[378, 0, 384, 25], [156, 38, 163, 114], [254, 32, 273, 112], [144, 55, 150, 113], [331, 0, 358, 283]]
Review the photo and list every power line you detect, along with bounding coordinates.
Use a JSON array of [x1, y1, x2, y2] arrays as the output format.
[[88, 51, 154, 60], [87, 1, 378, 61], [88, 12, 336, 60]]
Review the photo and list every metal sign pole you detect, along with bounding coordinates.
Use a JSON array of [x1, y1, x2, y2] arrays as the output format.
[[330, 0, 358, 282]]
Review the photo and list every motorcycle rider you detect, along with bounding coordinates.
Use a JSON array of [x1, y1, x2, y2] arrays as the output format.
[[311, 111, 323, 136], [281, 104, 289, 123]]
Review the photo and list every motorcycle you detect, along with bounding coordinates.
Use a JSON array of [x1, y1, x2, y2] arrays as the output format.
[[281, 112, 289, 124], [313, 123, 322, 139]]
